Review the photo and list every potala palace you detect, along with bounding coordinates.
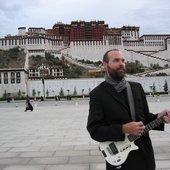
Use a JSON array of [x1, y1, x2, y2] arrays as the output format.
[[0, 20, 170, 98]]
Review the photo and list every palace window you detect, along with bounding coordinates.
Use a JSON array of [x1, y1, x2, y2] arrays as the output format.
[[10, 72, 15, 84], [16, 72, 20, 78], [16, 79, 21, 83], [4, 72, 8, 77], [3, 72, 8, 84], [4, 79, 8, 84], [16, 72, 21, 83], [11, 78, 15, 84], [11, 72, 15, 77]]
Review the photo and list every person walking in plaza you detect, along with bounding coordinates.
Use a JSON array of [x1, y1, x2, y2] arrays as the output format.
[[87, 49, 170, 170], [25, 95, 33, 112]]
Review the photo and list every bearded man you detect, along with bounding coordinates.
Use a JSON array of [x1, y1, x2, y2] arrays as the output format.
[[87, 49, 170, 170]]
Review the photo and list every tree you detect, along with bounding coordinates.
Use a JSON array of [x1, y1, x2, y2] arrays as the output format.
[[3, 90, 7, 99], [17, 90, 22, 98], [32, 89, 36, 97], [153, 83, 156, 93], [73, 87, 77, 96], [46, 89, 49, 97], [37, 91, 40, 97], [163, 80, 168, 92], [59, 88, 64, 97], [126, 60, 145, 74], [152, 63, 161, 70]]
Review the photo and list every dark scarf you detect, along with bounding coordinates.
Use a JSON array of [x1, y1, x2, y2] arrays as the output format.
[[105, 76, 127, 93]]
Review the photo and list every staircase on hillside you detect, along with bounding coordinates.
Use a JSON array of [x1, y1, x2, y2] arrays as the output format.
[[50, 46, 102, 71], [125, 49, 170, 62], [125, 49, 170, 76]]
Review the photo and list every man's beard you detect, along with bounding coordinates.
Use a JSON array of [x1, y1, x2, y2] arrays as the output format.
[[108, 66, 126, 81]]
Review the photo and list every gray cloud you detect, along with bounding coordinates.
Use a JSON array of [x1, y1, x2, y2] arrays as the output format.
[[0, 0, 170, 36]]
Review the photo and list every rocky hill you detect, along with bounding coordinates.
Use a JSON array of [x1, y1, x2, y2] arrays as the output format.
[[0, 47, 26, 68]]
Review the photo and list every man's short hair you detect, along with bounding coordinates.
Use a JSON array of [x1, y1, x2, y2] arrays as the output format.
[[103, 49, 120, 63]]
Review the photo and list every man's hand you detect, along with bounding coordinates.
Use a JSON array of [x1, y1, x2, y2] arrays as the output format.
[[158, 109, 170, 124], [122, 121, 145, 136]]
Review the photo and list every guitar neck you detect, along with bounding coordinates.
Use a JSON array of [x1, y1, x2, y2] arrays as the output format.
[[128, 116, 164, 142]]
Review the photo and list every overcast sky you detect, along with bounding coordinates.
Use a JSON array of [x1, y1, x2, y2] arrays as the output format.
[[0, 0, 170, 37]]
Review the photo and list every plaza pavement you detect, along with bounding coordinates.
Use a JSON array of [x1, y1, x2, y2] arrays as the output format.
[[0, 97, 170, 170]]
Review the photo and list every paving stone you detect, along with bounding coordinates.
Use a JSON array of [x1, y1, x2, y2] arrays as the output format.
[[46, 164, 89, 170], [53, 150, 89, 157], [74, 145, 98, 151], [28, 157, 69, 165], [90, 150, 101, 156], [0, 148, 11, 152], [69, 155, 104, 164], [0, 158, 30, 165], [1, 143, 31, 148], [0, 153, 19, 158], [9, 147, 41, 152], [156, 160, 170, 169], [2, 165, 46, 170], [40, 146, 74, 152], [19, 151, 54, 158], [90, 163, 105, 170]]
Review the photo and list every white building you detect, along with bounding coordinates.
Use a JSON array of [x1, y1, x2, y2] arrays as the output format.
[[0, 27, 64, 57], [0, 68, 28, 97], [29, 64, 64, 79]]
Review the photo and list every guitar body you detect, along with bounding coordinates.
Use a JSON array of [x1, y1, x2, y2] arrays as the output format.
[[99, 116, 164, 166], [99, 135, 138, 166]]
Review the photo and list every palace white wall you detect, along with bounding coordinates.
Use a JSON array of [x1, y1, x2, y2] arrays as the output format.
[[0, 38, 64, 57], [69, 42, 169, 67], [1, 74, 170, 98], [26, 76, 170, 97], [27, 78, 102, 97], [69, 41, 123, 61]]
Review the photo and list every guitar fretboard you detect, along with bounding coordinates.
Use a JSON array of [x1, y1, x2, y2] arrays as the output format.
[[128, 116, 164, 142]]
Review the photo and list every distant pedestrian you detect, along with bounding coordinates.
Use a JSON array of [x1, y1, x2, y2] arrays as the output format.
[[40, 96, 44, 101], [7, 96, 11, 103], [25, 95, 33, 112], [55, 95, 58, 101], [55, 95, 60, 101]]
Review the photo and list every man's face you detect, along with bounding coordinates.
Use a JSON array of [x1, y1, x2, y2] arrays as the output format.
[[104, 51, 126, 81]]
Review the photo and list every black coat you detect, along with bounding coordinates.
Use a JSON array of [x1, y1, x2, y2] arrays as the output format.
[[87, 81, 164, 170]]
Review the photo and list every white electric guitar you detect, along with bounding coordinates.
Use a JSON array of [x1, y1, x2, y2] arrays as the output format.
[[99, 116, 164, 166]]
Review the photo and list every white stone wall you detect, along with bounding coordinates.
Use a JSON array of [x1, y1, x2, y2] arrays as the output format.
[[0, 37, 64, 55], [69, 42, 169, 67], [26, 76, 170, 97], [69, 40, 123, 61], [27, 78, 103, 97], [123, 45, 165, 51]]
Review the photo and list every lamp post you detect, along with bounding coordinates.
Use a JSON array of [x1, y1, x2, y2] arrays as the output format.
[[149, 85, 153, 96], [82, 89, 84, 98], [42, 76, 45, 100], [40, 64, 46, 100]]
